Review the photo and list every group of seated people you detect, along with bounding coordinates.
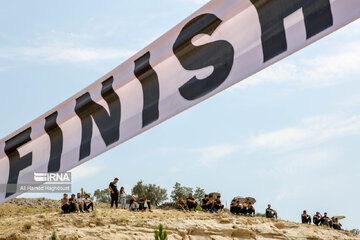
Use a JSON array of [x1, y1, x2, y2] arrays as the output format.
[[301, 211, 342, 230], [129, 194, 152, 212], [60, 188, 94, 213], [175, 193, 224, 213], [230, 199, 256, 216]]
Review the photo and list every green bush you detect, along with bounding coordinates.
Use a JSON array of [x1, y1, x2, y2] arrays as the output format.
[[154, 224, 168, 240], [132, 180, 168, 206]]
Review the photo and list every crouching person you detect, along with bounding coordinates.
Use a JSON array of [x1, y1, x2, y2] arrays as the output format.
[[129, 196, 139, 211], [69, 194, 80, 213], [186, 193, 198, 211], [139, 195, 152, 212], [176, 196, 188, 211], [265, 204, 277, 219], [214, 196, 224, 212], [61, 193, 70, 213], [84, 194, 94, 212]]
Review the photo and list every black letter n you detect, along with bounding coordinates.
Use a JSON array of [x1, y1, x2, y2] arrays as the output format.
[[75, 76, 121, 161], [250, 0, 333, 62]]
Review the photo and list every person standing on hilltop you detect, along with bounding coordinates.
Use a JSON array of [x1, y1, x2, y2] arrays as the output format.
[[109, 178, 120, 208], [301, 210, 311, 224], [119, 187, 127, 209]]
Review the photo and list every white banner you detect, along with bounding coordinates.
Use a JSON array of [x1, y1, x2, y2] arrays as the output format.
[[0, 0, 359, 203]]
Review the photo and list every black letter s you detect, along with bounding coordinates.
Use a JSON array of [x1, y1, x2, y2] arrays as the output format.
[[173, 14, 234, 100]]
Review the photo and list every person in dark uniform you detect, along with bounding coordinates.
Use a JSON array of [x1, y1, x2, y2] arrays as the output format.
[[201, 195, 211, 211], [320, 212, 332, 227], [313, 212, 322, 226], [301, 210, 311, 224], [109, 178, 119, 208], [186, 193, 198, 211], [265, 204, 277, 219], [230, 199, 241, 215], [214, 196, 224, 212]]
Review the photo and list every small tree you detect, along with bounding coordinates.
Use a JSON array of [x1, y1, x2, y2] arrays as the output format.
[[93, 188, 111, 203], [170, 182, 193, 202], [193, 187, 205, 202], [131, 180, 168, 206]]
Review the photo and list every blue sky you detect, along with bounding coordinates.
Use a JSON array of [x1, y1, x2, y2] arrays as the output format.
[[0, 0, 359, 229]]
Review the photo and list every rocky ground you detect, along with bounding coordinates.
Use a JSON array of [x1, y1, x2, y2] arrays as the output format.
[[0, 198, 359, 240]]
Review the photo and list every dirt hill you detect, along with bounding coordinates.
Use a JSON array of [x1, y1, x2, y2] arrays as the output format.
[[0, 198, 358, 240]]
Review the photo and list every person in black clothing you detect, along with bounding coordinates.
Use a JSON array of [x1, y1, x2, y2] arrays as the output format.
[[265, 204, 277, 219], [139, 194, 152, 212], [313, 212, 322, 226], [246, 202, 255, 216], [332, 217, 342, 230], [109, 178, 119, 208], [186, 193, 198, 211], [69, 194, 79, 212], [214, 196, 224, 212], [61, 193, 70, 213], [320, 212, 331, 227], [230, 199, 241, 215], [201, 195, 211, 211], [301, 210, 311, 224]]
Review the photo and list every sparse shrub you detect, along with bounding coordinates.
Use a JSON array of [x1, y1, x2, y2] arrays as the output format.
[[255, 212, 266, 217], [22, 222, 32, 232], [50, 231, 57, 240], [154, 224, 168, 240], [349, 229, 360, 235]]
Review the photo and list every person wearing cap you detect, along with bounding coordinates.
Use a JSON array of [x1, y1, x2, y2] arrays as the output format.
[[109, 178, 120, 208], [301, 210, 311, 224]]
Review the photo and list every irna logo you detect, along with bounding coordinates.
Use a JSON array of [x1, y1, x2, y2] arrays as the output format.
[[34, 172, 71, 182]]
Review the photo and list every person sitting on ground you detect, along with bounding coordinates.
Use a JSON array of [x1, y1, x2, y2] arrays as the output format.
[[176, 196, 188, 211], [214, 196, 224, 212], [109, 178, 119, 208], [83, 194, 94, 212], [230, 199, 241, 215], [320, 212, 332, 227], [301, 210, 311, 224], [69, 194, 80, 213], [246, 202, 255, 216], [186, 193, 198, 211], [76, 188, 85, 213], [201, 195, 212, 211], [208, 195, 218, 213], [61, 193, 70, 213], [139, 194, 152, 212], [332, 218, 342, 230], [129, 195, 139, 211], [313, 212, 322, 226], [265, 204, 277, 219]]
